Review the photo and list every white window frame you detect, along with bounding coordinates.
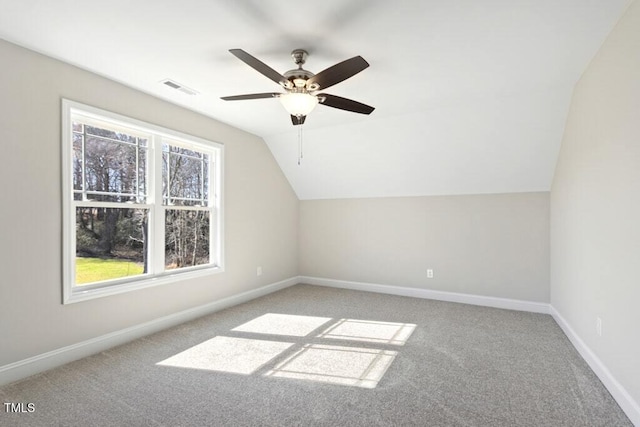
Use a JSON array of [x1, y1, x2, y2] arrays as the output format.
[[62, 99, 224, 304]]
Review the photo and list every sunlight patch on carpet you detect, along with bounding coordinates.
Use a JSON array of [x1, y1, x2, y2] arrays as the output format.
[[232, 313, 333, 337], [264, 344, 397, 388], [317, 319, 416, 345], [157, 336, 293, 375]]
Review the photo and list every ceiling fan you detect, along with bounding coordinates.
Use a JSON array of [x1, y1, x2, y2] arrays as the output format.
[[221, 49, 375, 126]]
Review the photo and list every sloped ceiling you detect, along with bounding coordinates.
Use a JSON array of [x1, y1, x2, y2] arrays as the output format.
[[0, 0, 631, 199]]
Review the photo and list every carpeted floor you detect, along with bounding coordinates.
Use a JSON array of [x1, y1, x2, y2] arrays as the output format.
[[0, 284, 632, 426]]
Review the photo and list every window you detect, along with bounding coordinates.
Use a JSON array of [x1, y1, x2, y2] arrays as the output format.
[[62, 100, 223, 303]]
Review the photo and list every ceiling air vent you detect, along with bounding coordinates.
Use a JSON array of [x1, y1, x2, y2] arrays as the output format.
[[160, 79, 199, 96]]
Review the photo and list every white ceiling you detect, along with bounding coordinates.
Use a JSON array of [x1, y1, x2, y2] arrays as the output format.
[[0, 0, 631, 199]]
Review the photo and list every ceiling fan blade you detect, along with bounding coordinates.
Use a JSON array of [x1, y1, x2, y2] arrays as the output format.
[[307, 56, 369, 90], [291, 115, 306, 126], [221, 93, 280, 101], [318, 94, 375, 114], [229, 49, 291, 88]]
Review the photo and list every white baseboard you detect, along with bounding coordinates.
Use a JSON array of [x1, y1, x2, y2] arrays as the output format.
[[550, 306, 640, 426], [299, 276, 550, 314], [0, 276, 298, 387]]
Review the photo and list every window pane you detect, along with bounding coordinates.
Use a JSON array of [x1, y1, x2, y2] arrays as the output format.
[[75, 207, 148, 285], [163, 149, 208, 205], [84, 138, 138, 198], [75, 123, 147, 203], [165, 209, 210, 270]]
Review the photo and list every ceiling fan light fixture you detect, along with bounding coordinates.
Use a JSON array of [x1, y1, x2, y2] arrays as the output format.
[[279, 92, 318, 116]]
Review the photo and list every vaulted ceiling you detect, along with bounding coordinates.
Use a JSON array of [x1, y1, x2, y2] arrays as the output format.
[[0, 0, 631, 199]]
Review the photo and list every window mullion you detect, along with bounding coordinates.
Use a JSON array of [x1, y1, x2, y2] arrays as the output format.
[[151, 136, 165, 274]]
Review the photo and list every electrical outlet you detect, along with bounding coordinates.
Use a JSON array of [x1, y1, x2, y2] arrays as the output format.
[[427, 269, 434, 279], [596, 317, 602, 337], [257, 266, 263, 276]]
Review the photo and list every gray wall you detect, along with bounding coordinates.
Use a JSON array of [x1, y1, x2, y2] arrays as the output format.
[[0, 39, 299, 366], [300, 192, 549, 302], [550, 0, 640, 406]]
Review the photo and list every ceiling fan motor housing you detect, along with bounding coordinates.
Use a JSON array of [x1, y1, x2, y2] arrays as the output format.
[[285, 50, 319, 90], [284, 68, 316, 89]]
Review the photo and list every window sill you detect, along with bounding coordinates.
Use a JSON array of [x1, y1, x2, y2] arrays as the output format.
[[63, 266, 224, 304]]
